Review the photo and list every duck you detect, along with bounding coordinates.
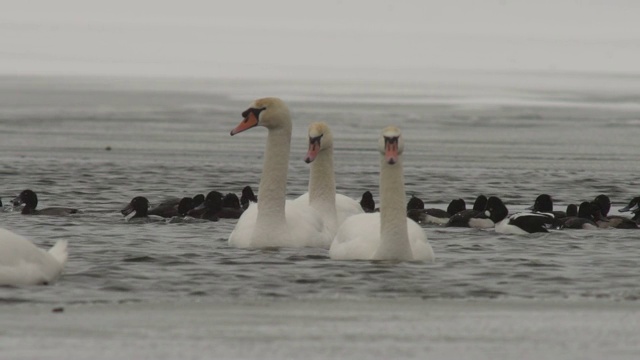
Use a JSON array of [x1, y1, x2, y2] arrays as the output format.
[[618, 196, 640, 224], [359, 191, 376, 213], [227, 97, 332, 248], [481, 196, 554, 234], [188, 191, 224, 221], [551, 203, 579, 228], [329, 126, 434, 261], [12, 189, 78, 216], [121, 196, 151, 220], [565, 203, 578, 217], [446, 195, 488, 228], [218, 193, 244, 219], [407, 197, 466, 225], [556, 201, 599, 230], [526, 194, 566, 219], [0, 226, 68, 285], [619, 196, 640, 214], [176, 197, 196, 217], [293, 122, 363, 236], [591, 194, 638, 229], [240, 186, 257, 210], [147, 197, 186, 218]]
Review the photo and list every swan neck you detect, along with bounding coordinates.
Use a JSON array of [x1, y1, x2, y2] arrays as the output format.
[[308, 149, 337, 230], [376, 156, 412, 259], [256, 126, 291, 229]]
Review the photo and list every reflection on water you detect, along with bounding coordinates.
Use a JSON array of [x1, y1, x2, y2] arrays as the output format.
[[1, 74, 639, 305]]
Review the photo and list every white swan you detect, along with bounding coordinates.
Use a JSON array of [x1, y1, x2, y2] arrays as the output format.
[[0, 227, 68, 285], [293, 122, 363, 236], [329, 126, 435, 261], [228, 97, 332, 248]]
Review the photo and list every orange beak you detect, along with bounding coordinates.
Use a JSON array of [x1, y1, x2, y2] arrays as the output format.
[[385, 140, 399, 164], [230, 110, 259, 136], [305, 141, 320, 163]]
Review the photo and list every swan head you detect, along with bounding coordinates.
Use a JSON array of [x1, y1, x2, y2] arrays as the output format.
[[304, 122, 333, 163], [379, 126, 404, 165], [231, 97, 290, 135]]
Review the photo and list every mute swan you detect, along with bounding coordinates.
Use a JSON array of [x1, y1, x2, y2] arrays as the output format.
[[329, 126, 434, 261], [0, 227, 68, 285], [293, 122, 363, 236], [228, 97, 332, 248]]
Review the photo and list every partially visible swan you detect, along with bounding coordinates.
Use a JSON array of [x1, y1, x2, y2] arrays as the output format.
[[293, 122, 363, 236], [0, 227, 68, 285], [329, 126, 435, 261], [228, 97, 332, 248]]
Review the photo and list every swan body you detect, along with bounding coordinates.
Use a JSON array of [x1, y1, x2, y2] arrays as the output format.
[[228, 98, 332, 248], [0, 227, 68, 285], [293, 122, 363, 236], [330, 126, 434, 261]]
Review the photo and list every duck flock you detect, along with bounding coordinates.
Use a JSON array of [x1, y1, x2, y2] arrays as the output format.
[[1, 97, 639, 287]]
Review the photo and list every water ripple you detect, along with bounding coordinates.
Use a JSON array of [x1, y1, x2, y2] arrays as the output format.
[[1, 77, 640, 306]]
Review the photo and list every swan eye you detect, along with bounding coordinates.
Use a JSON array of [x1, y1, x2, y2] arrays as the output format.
[[384, 136, 399, 145], [241, 107, 266, 121], [309, 134, 323, 145]]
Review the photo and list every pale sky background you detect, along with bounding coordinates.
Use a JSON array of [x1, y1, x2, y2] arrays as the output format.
[[1, 0, 639, 80]]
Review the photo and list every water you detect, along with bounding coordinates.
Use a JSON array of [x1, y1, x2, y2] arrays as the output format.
[[1, 73, 640, 305], [0, 74, 640, 358]]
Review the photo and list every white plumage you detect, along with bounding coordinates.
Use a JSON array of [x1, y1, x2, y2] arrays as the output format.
[[228, 98, 333, 248], [329, 126, 434, 261], [293, 122, 363, 237], [0, 227, 68, 286]]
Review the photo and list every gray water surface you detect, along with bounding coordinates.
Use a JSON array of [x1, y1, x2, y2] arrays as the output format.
[[1, 74, 639, 306]]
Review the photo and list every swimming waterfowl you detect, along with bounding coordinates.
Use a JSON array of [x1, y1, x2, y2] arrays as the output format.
[[527, 194, 566, 219], [148, 197, 183, 218], [359, 191, 376, 213], [407, 197, 466, 225], [12, 189, 78, 216], [565, 204, 578, 217], [619, 196, 640, 214], [228, 97, 332, 248], [188, 191, 223, 221], [591, 194, 638, 229], [329, 126, 434, 261], [218, 193, 243, 219], [294, 122, 363, 236], [446, 195, 488, 228], [482, 196, 554, 234], [556, 202, 599, 230], [121, 196, 150, 220], [0, 227, 68, 286], [240, 186, 257, 210]]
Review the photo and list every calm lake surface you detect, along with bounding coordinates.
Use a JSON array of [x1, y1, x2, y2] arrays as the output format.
[[1, 73, 640, 305], [2, 73, 640, 359]]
